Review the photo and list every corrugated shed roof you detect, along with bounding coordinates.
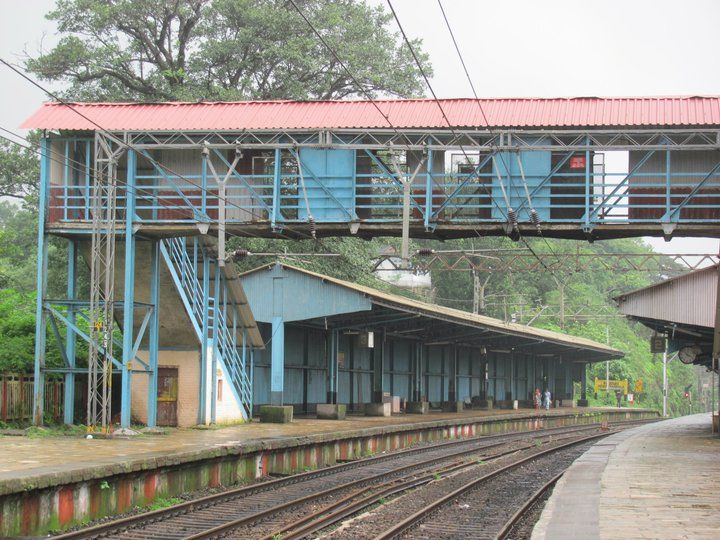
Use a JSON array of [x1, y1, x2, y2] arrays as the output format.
[[241, 262, 623, 358], [614, 264, 718, 329], [22, 96, 720, 131]]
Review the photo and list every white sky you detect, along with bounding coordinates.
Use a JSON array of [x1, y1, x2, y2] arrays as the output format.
[[1, 0, 719, 257]]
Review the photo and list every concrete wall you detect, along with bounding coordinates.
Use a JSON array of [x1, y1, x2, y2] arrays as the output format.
[[131, 349, 245, 427]]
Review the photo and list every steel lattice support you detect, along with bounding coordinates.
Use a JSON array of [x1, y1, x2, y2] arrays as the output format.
[[86, 133, 124, 431]]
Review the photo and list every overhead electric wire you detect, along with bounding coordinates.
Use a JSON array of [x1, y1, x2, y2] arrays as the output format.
[[429, 0, 575, 284]]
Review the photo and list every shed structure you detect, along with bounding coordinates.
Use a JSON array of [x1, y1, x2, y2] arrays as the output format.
[[614, 264, 719, 368], [241, 263, 623, 411]]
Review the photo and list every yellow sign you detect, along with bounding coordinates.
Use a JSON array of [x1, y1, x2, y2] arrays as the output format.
[[594, 377, 629, 395], [634, 379, 643, 393]]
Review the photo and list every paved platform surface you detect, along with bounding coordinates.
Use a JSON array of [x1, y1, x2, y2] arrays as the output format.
[[532, 413, 720, 540], [0, 407, 632, 494]]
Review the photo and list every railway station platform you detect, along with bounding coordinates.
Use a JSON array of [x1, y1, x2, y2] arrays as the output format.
[[532, 413, 720, 540], [0, 407, 655, 536]]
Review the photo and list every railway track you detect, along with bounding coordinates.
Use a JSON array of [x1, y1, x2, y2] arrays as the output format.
[[54, 419, 653, 540], [368, 434, 606, 540]]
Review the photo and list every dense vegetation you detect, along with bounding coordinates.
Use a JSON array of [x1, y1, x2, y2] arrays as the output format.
[[0, 0, 709, 418]]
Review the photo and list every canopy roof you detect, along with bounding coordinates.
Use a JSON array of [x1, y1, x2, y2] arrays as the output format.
[[241, 262, 624, 361], [23, 96, 720, 132]]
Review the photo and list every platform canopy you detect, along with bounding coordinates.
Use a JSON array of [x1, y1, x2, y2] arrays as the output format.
[[22, 96, 720, 131], [614, 265, 718, 367], [241, 262, 623, 363]]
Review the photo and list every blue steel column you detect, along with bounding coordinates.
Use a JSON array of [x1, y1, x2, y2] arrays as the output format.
[[666, 148, 672, 216], [271, 148, 282, 230], [584, 136, 591, 231], [199, 248, 210, 424], [63, 240, 77, 424], [210, 261, 220, 423], [32, 136, 51, 425], [270, 275, 285, 405], [327, 329, 338, 404], [120, 149, 137, 428], [146, 240, 161, 427], [424, 149, 433, 229]]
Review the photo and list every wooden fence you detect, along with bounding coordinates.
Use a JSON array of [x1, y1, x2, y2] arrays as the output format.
[[0, 374, 64, 422]]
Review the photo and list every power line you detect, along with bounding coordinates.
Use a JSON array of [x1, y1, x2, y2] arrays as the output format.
[[431, 0, 572, 280]]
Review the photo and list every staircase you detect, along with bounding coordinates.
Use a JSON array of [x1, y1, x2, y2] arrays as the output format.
[[161, 237, 253, 420]]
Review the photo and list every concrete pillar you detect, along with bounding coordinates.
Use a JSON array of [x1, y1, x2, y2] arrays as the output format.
[[581, 362, 588, 400]]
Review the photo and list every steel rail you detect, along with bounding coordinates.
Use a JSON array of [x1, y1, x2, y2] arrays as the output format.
[[51, 420, 653, 539], [372, 431, 615, 540], [261, 434, 582, 540], [493, 470, 565, 540], [181, 431, 582, 540]]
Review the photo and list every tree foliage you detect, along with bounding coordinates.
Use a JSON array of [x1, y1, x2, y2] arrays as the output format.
[[0, 133, 40, 202], [27, 0, 430, 101]]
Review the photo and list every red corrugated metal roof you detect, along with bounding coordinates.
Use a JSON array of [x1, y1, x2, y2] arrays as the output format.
[[21, 96, 720, 131]]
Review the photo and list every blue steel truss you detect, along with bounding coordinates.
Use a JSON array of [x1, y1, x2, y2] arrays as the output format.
[[42, 128, 720, 240]]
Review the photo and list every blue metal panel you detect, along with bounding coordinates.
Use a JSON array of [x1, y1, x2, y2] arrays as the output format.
[[492, 147, 551, 221], [242, 265, 371, 323], [298, 148, 355, 221]]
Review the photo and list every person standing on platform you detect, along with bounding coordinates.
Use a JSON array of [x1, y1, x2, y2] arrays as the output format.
[[534, 388, 541, 410], [615, 390, 623, 408], [543, 389, 551, 410]]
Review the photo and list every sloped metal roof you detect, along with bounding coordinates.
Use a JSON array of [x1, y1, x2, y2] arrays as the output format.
[[614, 264, 718, 329], [22, 96, 720, 131], [240, 262, 623, 359]]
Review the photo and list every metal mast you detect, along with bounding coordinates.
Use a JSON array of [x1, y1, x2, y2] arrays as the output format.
[[87, 133, 122, 431]]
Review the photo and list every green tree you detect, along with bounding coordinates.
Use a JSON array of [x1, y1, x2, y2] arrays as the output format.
[[0, 134, 39, 202], [27, 0, 430, 101]]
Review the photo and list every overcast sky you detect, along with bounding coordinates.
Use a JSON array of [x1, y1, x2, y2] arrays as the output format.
[[1, 0, 719, 258]]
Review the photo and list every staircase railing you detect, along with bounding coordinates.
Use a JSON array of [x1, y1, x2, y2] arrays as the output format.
[[160, 237, 252, 420]]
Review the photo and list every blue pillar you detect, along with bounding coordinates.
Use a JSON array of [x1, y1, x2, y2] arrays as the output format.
[[584, 136, 591, 230], [270, 275, 285, 405], [120, 149, 137, 428], [199, 248, 210, 424], [424, 149, 433, 229], [210, 261, 220, 423], [147, 240, 160, 427], [327, 329, 338, 404], [33, 137, 51, 425], [63, 240, 77, 424], [271, 148, 282, 229]]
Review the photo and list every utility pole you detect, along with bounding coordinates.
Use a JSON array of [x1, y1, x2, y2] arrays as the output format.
[[559, 283, 565, 329]]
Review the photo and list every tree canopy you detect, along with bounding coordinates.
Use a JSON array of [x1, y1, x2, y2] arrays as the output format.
[[27, 0, 430, 101]]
